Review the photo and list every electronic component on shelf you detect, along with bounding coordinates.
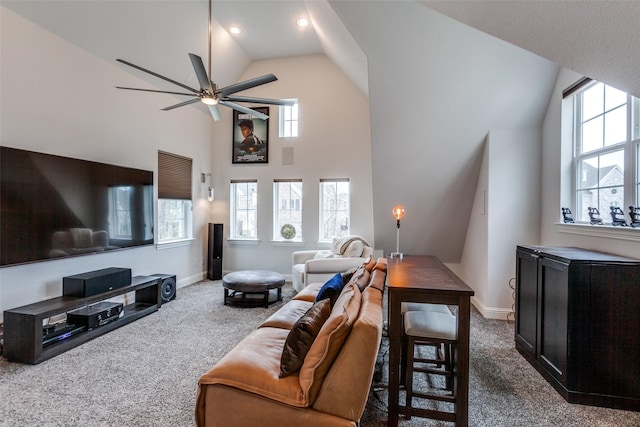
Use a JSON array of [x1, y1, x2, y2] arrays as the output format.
[[66, 301, 124, 329], [42, 323, 87, 347]]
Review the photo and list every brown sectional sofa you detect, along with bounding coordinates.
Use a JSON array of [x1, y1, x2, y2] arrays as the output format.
[[196, 258, 387, 427]]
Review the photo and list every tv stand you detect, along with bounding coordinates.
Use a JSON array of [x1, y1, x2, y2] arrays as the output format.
[[3, 275, 160, 364]]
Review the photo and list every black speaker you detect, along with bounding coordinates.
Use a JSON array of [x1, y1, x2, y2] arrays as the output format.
[[208, 223, 223, 280], [152, 273, 177, 304], [63, 267, 132, 298]]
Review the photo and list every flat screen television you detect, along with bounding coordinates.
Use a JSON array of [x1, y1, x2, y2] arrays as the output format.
[[1, 146, 154, 267]]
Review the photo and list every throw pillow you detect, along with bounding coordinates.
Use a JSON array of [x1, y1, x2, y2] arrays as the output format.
[[315, 273, 344, 306], [279, 299, 331, 378]]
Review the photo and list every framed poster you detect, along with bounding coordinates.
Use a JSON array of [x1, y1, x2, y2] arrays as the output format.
[[232, 107, 269, 164]]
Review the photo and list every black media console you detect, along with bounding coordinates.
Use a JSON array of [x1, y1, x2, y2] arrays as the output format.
[[3, 275, 161, 364]]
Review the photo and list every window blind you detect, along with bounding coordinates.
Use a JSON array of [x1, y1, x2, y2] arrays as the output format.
[[158, 151, 192, 200], [562, 77, 593, 99], [319, 178, 350, 182], [230, 179, 258, 183]]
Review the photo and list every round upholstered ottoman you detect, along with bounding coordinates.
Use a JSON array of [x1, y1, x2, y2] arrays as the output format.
[[222, 270, 285, 308]]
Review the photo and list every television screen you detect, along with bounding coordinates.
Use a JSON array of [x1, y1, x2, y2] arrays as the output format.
[[1, 146, 154, 267]]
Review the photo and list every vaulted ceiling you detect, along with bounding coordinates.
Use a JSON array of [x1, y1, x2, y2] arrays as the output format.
[[4, 1, 638, 99], [3, 0, 639, 261]]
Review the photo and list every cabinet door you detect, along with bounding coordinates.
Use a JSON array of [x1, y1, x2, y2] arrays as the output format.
[[538, 257, 569, 383], [515, 249, 538, 356]]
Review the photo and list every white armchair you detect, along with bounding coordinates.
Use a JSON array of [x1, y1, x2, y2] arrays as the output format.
[[291, 236, 374, 292]]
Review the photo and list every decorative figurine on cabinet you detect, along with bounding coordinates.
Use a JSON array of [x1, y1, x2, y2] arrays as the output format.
[[610, 206, 628, 226], [561, 207, 575, 223], [630, 206, 640, 228], [587, 207, 604, 225]]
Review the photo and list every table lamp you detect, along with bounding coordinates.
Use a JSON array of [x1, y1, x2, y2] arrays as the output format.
[[390, 205, 405, 259]]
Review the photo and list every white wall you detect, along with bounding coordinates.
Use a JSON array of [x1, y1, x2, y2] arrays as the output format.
[[331, 0, 558, 262], [541, 68, 639, 257], [0, 8, 213, 320], [208, 54, 375, 276], [455, 129, 541, 319], [456, 136, 489, 308]]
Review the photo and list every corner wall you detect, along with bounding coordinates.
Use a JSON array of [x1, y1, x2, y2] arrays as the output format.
[[455, 129, 541, 319]]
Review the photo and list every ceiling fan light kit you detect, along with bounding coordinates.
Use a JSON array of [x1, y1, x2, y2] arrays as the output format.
[[115, 0, 292, 122]]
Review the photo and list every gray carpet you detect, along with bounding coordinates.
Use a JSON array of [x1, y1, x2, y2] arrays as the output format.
[[0, 280, 638, 426]]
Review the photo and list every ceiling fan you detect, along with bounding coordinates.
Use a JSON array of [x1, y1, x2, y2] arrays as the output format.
[[115, 0, 293, 121]]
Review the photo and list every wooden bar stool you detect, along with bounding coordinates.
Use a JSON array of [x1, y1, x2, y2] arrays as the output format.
[[403, 310, 458, 422], [400, 303, 452, 385], [401, 302, 452, 315]]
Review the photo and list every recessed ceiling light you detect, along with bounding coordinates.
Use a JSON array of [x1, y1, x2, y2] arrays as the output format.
[[229, 26, 241, 34], [296, 18, 309, 28]]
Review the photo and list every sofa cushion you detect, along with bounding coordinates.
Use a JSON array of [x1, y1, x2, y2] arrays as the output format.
[[299, 282, 362, 403], [364, 255, 377, 272], [368, 268, 386, 292], [313, 250, 334, 259], [373, 257, 388, 272], [353, 269, 371, 292], [279, 299, 332, 378], [312, 286, 383, 421], [292, 282, 323, 302], [346, 265, 370, 292], [260, 299, 313, 330], [315, 273, 344, 306], [198, 327, 309, 407]]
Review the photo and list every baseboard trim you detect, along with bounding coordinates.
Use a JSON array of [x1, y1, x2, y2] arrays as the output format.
[[178, 272, 205, 288], [471, 297, 513, 320]]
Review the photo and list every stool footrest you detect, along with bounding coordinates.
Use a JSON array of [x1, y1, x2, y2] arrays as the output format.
[[401, 406, 457, 423], [413, 390, 456, 403], [414, 366, 452, 376], [414, 356, 446, 365]]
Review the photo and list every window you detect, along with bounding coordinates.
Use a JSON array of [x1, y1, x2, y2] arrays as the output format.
[[273, 180, 303, 241], [279, 99, 299, 137], [157, 151, 193, 242], [319, 179, 350, 242], [572, 81, 639, 222], [230, 180, 258, 239], [157, 199, 192, 241]]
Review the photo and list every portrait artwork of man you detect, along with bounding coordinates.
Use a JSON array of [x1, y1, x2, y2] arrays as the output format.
[[233, 108, 269, 164]]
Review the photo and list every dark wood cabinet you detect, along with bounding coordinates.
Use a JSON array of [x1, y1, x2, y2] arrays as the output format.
[[3, 275, 160, 364], [515, 245, 640, 411]]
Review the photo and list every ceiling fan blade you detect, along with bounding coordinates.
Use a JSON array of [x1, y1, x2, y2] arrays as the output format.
[[208, 105, 222, 121], [223, 96, 295, 106], [116, 87, 197, 97], [117, 59, 199, 94], [188, 53, 214, 93], [217, 74, 278, 96], [219, 101, 269, 120], [161, 98, 201, 111]]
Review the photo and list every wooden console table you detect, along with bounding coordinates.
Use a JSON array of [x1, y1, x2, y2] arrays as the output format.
[[3, 275, 160, 364], [387, 255, 474, 426]]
